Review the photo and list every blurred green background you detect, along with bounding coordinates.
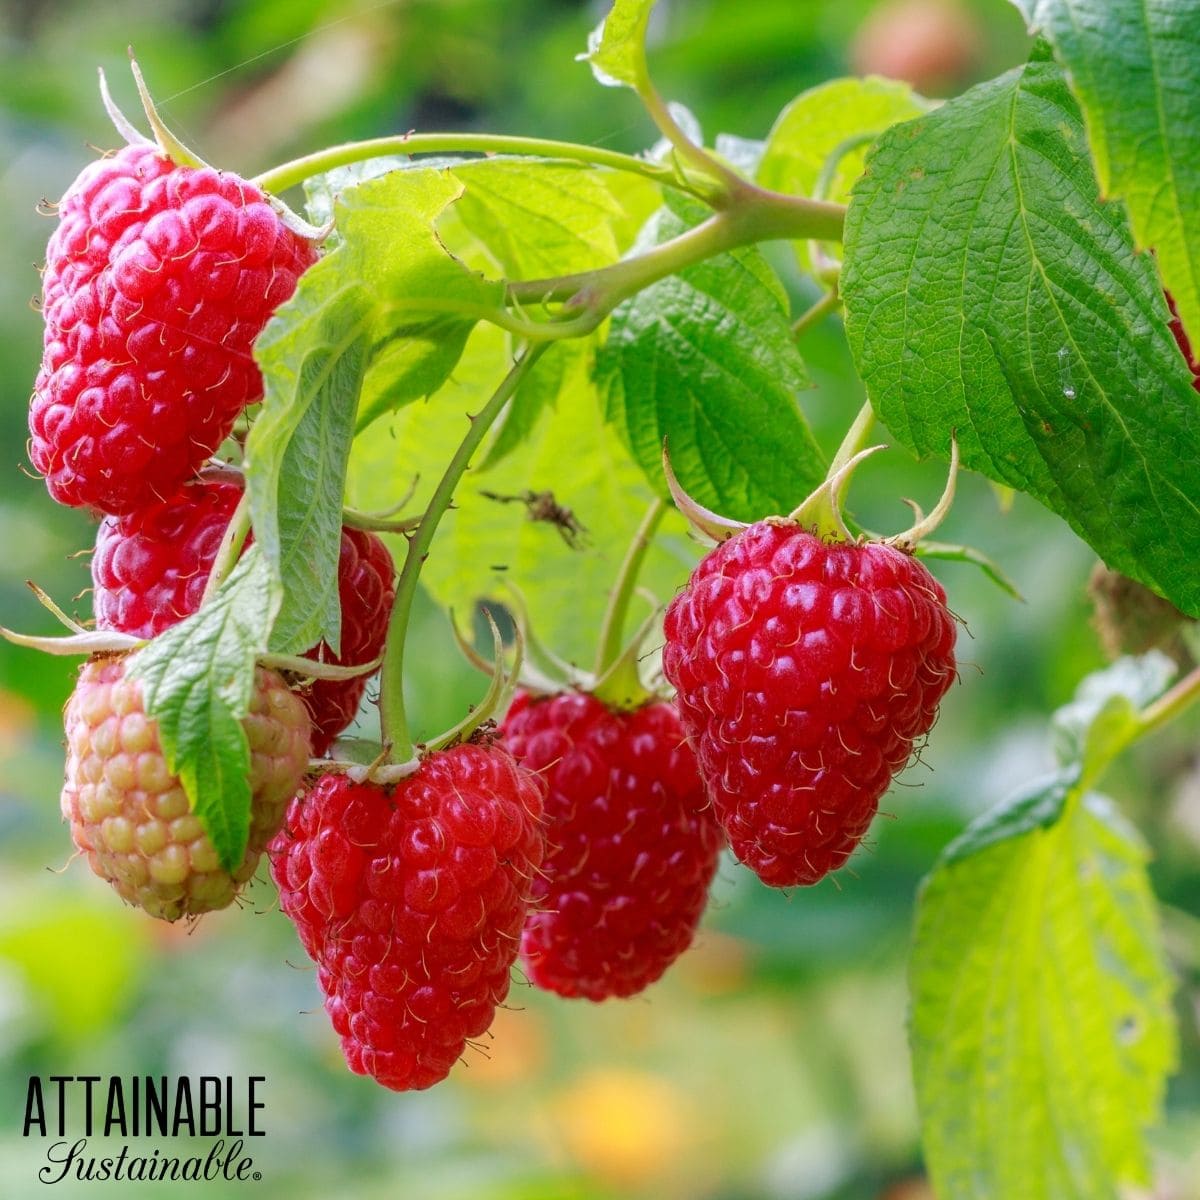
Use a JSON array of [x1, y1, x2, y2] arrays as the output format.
[[2, 1, 1199, 1197]]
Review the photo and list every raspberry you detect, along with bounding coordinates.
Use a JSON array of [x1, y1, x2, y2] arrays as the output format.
[[269, 744, 546, 1091], [92, 480, 395, 754], [1167, 293, 1200, 391], [62, 657, 311, 921], [92, 478, 242, 638], [31, 143, 316, 514], [297, 526, 395, 756], [501, 691, 724, 1000], [662, 523, 957, 887]]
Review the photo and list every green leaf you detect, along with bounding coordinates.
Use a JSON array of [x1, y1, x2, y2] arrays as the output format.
[[1051, 652, 1176, 785], [842, 48, 1200, 616], [447, 158, 658, 467], [247, 284, 372, 656], [579, 0, 655, 90], [758, 76, 929, 275], [595, 201, 825, 521], [346, 324, 698, 671], [1010, 0, 1200, 344], [125, 549, 281, 872], [912, 786, 1176, 1200], [452, 159, 651, 276], [250, 168, 506, 652]]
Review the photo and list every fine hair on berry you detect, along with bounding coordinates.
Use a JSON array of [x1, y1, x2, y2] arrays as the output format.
[[31, 144, 316, 514], [663, 523, 957, 887], [62, 656, 311, 921], [502, 690, 724, 1001], [270, 743, 546, 1091]]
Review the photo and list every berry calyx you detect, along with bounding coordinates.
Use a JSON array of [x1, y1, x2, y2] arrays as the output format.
[[663, 523, 957, 886], [31, 143, 316, 514], [91, 479, 395, 755], [269, 743, 546, 1091], [62, 656, 311, 920], [502, 690, 724, 1000]]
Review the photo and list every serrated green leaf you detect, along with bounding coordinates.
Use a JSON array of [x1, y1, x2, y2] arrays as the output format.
[[346, 324, 698, 671], [1010, 0, 1200, 345], [595, 201, 825, 521], [125, 549, 281, 871], [758, 76, 929, 275], [913, 786, 1176, 1200], [250, 168, 506, 652], [1051, 652, 1176, 785], [579, 0, 655, 90], [842, 48, 1200, 616]]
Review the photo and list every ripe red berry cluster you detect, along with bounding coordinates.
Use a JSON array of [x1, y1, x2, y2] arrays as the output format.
[[27, 138, 368, 921], [24, 122, 965, 1101], [663, 522, 957, 887]]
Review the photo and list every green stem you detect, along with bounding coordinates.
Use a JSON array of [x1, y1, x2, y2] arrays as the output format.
[[507, 193, 845, 312], [828, 401, 877, 479], [253, 133, 692, 197], [200, 491, 251, 605], [1133, 662, 1200, 741], [635, 82, 743, 204], [593, 497, 667, 678], [378, 344, 547, 762], [792, 287, 841, 339]]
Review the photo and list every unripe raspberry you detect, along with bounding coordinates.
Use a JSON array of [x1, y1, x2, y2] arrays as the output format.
[[502, 691, 724, 1000], [62, 657, 311, 921], [92, 480, 395, 754], [270, 744, 546, 1091], [663, 523, 957, 887], [31, 144, 316, 514]]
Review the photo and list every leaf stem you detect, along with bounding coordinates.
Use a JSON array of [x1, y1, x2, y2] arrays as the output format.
[[635, 81, 744, 203], [378, 344, 547, 762], [593, 497, 667, 678], [507, 191, 845, 313], [252, 133, 692, 197], [1134, 662, 1200, 741], [792, 286, 842, 339], [200, 491, 252, 606]]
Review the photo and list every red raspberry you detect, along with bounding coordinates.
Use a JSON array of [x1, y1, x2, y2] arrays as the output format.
[[501, 691, 724, 1000], [269, 745, 546, 1091], [92, 478, 242, 638], [31, 143, 316, 514], [662, 523, 957, 887], [297, 526, 395, 757], [92, 480, 395, 755], [62, 657, 311, 920], [1167, 293, 1200, 391]]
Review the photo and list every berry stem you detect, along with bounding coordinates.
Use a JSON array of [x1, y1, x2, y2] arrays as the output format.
[[634, 80, 744, 204], [828, 401, 878, 480], [200, 491, 252, 606], [252, 134, 695, 197], [593, 497, 667, 679], [792, 286, 841, 339], [378, 344, 548, 763], [1134, 662, 1200, 742]]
